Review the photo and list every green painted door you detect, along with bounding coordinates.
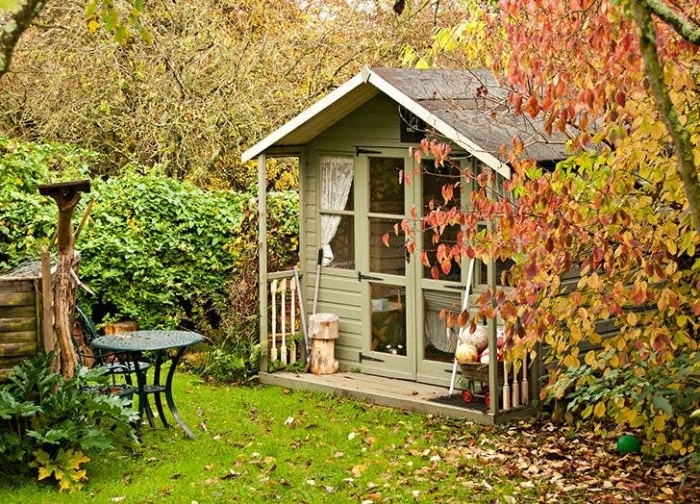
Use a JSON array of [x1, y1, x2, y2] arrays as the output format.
[[357, 153, 469, 385], [357, 153, 416, 380]]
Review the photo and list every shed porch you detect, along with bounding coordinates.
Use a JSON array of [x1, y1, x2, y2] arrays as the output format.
[[259, 370, 537, 425]]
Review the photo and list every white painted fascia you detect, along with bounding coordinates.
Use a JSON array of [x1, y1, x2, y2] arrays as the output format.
[[241, 73, 366, 163]]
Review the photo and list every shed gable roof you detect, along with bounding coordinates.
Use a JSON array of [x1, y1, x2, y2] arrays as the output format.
[[241, 67, 568, 178]]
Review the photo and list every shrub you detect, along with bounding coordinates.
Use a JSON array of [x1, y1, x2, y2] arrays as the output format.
[[77, 168, 298, 330], [0, 136, 95, 270], [549, 349, 700, 465], [194, 256, 262, 382], [0, 353, 138, 491], [76, 166, 249, 329], [0, 138, 299, 336]]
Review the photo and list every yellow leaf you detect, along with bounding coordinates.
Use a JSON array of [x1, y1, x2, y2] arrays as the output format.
[[563, 354, 579, 368], [87, 19, 100, 34], [584, 350, 597, 367], [671, 439, 683, 452], [37, 466, 53, 481], [653, 415, 666, 432], [351, 464, 367, 477], [665, 238, 677, 255], [630, 413, 644, 428], [609, 353, 619, 368], [581, 404, 593, 419], [627, 312, 638, 326], [594, 401, 606, 418]]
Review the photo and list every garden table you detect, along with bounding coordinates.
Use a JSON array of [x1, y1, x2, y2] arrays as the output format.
[[91, 330, 204, 439]]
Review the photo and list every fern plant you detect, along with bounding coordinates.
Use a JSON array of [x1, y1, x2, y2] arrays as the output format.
[[0, 353, 138, 491]]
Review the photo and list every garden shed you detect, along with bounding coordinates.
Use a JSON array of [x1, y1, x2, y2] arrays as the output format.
[[242, 67, 566, 424]]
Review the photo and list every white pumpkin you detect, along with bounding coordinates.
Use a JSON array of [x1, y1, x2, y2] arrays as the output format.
[[455, 342, 479, 363], [461, 324, 489, 352]]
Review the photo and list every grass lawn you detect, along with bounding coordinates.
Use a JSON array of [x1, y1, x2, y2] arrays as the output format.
[[1, 372, 698, 503]]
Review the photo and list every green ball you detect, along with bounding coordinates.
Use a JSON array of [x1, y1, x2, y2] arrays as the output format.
[[616, 434, 641, 454]]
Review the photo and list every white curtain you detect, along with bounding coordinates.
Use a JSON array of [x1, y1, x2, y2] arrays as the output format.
[[320, 155, 354, 266]]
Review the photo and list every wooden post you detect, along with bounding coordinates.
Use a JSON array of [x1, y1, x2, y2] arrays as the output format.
[[308, 313, 339, 375], [38, 179, 90, 379], [40, 251, 53, 353]]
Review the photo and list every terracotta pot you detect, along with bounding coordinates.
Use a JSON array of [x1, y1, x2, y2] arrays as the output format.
[[103, 321, 138, 335]]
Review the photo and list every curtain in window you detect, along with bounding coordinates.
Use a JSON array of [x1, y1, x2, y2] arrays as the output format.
[[320, 155, 354, 267]]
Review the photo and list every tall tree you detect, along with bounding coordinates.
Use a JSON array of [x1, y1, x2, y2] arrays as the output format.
[[0, 0, 466, 189], [404, 0, 700, 458]]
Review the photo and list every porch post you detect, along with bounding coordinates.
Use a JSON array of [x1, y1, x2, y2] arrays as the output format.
[[258, 153, 269, 372]]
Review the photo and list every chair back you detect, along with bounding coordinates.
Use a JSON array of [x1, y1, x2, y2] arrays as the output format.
[[75, 306, 100, 345], [73, 307, 100, 367]]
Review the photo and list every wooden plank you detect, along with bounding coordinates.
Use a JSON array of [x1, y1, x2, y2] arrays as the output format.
[[0, 305, 36, 318], [258, 154, 269, 373], [0, 291, 36, 306], [0, 317, 37, 333], [0, 331, 36, 344], [0, 339, 36, 357], [0, 356, 26, 379], [0, 280, 34, 292], [41, 251, 54, 353], [259, 371, 503, 424]]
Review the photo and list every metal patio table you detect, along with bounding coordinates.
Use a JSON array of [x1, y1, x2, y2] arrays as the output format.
[[91, 330, 204, 439]]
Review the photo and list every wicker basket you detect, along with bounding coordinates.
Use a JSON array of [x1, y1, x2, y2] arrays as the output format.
[[458, 361, 504, 385]]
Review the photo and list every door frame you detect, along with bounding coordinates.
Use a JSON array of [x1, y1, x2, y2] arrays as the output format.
[[356, 151, 417, 379], [355, 151, 476, 385]]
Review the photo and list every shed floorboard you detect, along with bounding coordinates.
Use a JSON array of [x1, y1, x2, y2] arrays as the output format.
[[259, 371, 536, 425]]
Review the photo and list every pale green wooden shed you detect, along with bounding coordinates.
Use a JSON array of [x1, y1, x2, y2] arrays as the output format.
[[242, 67, 566, 424]]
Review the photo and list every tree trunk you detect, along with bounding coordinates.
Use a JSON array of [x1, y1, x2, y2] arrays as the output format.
[[52, 250, 78, 378], [0, 0, 46, 79], [632, 1, 700, 235], [39, 180, 90, 379]]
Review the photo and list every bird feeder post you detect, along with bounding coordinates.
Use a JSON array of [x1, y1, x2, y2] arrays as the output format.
[[38, 179, 90, 379]]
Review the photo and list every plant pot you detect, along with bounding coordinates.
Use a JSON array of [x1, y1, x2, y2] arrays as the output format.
[[103, 321, 138, 335]]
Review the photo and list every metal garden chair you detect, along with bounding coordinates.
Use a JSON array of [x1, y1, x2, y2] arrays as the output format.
[[73, 306, 151, 385]]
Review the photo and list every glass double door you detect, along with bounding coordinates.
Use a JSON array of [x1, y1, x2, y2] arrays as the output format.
[[358, 153, 464, 385]]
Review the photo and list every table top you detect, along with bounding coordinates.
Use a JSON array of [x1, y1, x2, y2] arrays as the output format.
[[91, 330, 204, 352]]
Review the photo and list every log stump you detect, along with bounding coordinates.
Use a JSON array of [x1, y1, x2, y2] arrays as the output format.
[[309, 313, 339, 375]]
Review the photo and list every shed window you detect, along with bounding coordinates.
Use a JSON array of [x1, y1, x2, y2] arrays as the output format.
[[421, 159, 462, 281], [475, 165, 514, 286], [320, 155, 355, 269]]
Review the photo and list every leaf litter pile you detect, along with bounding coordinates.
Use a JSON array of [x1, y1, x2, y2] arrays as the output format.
[[421, 418, 699, 503]]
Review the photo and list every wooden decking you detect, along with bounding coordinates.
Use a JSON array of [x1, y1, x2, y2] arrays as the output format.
[[259, 370, 537, 425]]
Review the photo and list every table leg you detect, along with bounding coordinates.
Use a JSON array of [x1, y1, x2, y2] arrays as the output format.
[[151, 354, 169, 428], [164, 347, 197, 439], [133, 359, 155, 429]]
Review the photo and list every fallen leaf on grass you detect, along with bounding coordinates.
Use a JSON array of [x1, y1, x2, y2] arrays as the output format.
[[221, 470, 241, 480], [352, 464, 367, 477]]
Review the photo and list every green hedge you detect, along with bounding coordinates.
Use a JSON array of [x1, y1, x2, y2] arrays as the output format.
[[0, 137, 298, 333]]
